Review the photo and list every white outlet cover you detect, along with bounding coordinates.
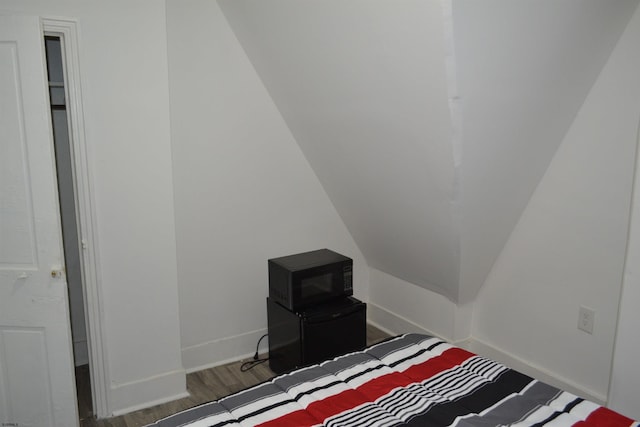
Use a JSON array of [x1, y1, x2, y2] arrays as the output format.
[[578, 306, 595, 334]]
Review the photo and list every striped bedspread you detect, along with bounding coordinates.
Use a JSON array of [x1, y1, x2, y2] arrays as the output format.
[[148, 334, 637, 427]]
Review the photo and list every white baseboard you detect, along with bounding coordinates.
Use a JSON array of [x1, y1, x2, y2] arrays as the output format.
[[181, 328, 269, 373], [367, 302, 445, 340], [367, 303, 605, 405], [467, 338, 606, 405], [109, 369, 188, 416]]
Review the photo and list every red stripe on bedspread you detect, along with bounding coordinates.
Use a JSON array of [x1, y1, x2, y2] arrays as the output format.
[[403, 347, 475, 383], [356, 371, 417, 400], [573, 407, 635, 427], [254, 389, 370, 427], [256, 347, 475, 427], [356, 347, 474, 400], [306, 389, 371, 421], [255, 409, 320, 427]]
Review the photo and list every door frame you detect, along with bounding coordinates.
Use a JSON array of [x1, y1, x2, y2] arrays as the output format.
[[42, 18, 110, 418]]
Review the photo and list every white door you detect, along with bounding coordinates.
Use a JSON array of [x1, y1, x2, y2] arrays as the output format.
[[0, 14, 79, 427]]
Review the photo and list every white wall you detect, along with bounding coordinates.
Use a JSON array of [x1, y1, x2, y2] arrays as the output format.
[[454, 0, 640, 306], [471, 1, 640, 405], [609, 122, 640, 419], [609, 8, 640, 417], [218, 0, 639, 312], [218, 0, 460, 301], [165, 0, 367, 372], [4, 0, 639, 418], [368, 267, 476, 345], [368, 268, 456, 340], [0, 0, 185, 415], [215, 0, 640, 354]]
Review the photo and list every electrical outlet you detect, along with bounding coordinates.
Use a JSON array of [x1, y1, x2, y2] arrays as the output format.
[[578, 306, 595, 334]]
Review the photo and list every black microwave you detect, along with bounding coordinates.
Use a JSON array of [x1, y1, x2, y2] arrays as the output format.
[[268, 249, 353, 311]]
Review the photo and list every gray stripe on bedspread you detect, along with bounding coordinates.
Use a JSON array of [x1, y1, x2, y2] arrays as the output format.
[[451, 380, 562, 427], [147, 401, 236, 427]]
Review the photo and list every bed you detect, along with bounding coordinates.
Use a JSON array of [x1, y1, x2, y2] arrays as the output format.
[[147, 333, 637, 427]]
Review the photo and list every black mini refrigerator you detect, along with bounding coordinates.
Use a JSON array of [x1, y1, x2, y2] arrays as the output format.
[[267, 296, 366, 374]]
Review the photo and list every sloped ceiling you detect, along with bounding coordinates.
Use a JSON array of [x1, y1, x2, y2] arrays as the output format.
[[218, 0, 640, 303], [454, 0, 640, 303]]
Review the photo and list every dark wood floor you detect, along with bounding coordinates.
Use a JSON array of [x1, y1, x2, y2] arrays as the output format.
[[76, 364, 93, 422], [80, 324, 390, 427]]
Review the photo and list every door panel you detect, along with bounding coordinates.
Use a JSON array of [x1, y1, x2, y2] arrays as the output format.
[[0, 40, 38, 266], [0, 327, 54, 426], [0, 15, 79, 427]]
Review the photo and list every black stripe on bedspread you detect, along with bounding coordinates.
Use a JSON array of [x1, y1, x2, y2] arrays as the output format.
[[403, 369, 534, 426], [146, 334, 638, 427]]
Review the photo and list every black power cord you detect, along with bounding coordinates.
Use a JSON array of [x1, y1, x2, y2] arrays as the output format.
[[240, 333, 269, 372]]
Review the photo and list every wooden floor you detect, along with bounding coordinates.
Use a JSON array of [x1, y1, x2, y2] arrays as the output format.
[[80, 324, 390, 427]]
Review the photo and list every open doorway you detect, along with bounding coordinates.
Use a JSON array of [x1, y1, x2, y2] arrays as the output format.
[[44, 34, 92, 422], [41, 18, 109, 421]]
